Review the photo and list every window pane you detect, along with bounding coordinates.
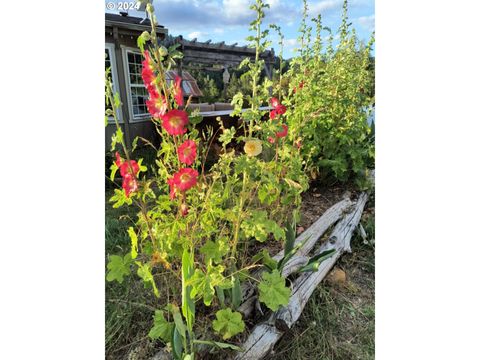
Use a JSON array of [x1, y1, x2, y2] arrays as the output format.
[[127, 51, 149, 118]]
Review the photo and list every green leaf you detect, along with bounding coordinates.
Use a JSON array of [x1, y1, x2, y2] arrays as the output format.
[[199, 239, 228, 264], [212, 308, 245, 340], [127, 227, 138, 259], [258, 269, 291, 311], [136, 262, 159, 297], [137, 31, 150, 53], [113, 93, 121, 108], [109, 162, 118, 182], [231, 275, 242, 310], [181, 248, 195, 332], [172, 326, 183, 360], [193, 339, 243, 351], [218, 127, 236, 146], [106, 253, 132, 283], [166, 303, 187, 342], [111, 127, 123, 151], [299, 249, 336, 273], [241, 211, 285, 242], [188, 264, 227, 306], [148, 310, 174, 342], [285, 219, 296, 256]]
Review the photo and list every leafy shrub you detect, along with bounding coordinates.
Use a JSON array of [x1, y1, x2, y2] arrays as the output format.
[[285, 0, 375, 185]]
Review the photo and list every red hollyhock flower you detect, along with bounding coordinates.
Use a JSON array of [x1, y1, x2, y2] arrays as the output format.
[[269, 110, 277, 120], [172, 168, 198, 192], [173, 75, 184, 106], [177, 139, 197, 165], [276, 124, 288, 138], [267, 136, 275, 144], [270, 97, 280, 108], [167, 177, 177, 200], [162, 109, 189, 136], [146, 89, 168, 119], [269, 97, 286, 116], [115, 152, 123, 167], [293, 81, 305, 94], [275, 104, 287, 115], [141, 51, 156, 92], [122, 173, 138, 198], [119, 160, 139, 177], [180, 203, 189, 217]]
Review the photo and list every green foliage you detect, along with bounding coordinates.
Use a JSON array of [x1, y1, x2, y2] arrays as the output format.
[[106, 254, 132, 283], [127, 227, 138, 259], [299, 249, 336, 273], [285, 0, 375, 184], [148, 310, 174, 342], [258, 269, 291, 311], [241, 210, 285, 242], [212, 308, 245, 340]]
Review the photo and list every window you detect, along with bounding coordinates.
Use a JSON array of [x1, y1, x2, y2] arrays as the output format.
[[105, 43, 122, 123], [125, 50, 149, 120]]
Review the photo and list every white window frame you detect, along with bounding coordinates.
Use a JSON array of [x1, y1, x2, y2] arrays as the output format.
[[105, 43, 123, 123], [122, 47, 151, 123]]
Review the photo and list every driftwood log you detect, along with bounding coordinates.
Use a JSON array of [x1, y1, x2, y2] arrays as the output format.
[[234, 192, 369, 360], [238, 197, 353, 318]]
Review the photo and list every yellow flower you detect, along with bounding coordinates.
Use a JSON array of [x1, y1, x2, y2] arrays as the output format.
[[244, 139, 263, 157]]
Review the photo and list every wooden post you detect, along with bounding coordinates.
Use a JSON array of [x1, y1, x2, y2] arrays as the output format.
[[113, 26, 132, 149]]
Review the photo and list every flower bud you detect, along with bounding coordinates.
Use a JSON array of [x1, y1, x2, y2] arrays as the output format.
[[180, 203, 189, 217], [158, 46, 168, 57]]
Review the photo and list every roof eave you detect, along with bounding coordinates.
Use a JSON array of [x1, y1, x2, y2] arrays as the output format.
[[105, 20, 168, 35]]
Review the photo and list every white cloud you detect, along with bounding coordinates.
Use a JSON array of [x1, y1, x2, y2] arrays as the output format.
[[308, 0, 343, 16], [356, 14, 375, 31], [284, 38, 298, 47], [223, 0, 252, 22], [187, 31, 207, 40]]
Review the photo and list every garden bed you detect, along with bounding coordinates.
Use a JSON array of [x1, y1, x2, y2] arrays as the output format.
[[105, 180, 373, 360]]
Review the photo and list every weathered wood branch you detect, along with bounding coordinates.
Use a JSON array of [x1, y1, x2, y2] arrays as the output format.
[[238, 198, 353, 318], [234, 192, 369, 359], [275, 192, 368, 331]]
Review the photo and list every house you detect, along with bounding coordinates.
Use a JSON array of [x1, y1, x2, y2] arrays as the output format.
[[105, 13, 202, 149]]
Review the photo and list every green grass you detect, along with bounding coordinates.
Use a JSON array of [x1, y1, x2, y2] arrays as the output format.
[[270, 204, 375, 360], [105, 190, 157, 360]]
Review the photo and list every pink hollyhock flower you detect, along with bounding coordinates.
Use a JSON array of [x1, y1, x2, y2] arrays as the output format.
[[122, 173, 138, 198], [173, 75, 184, 106], [167, 177, 177, 200], [267, 136, 275, 144], [276, 124, 288, 138], [172, 168, 198, 192], [177, 139, 197, 165], [146, 90, 168, 119], [180, 203, 189, 217], [161, 109, 189, 136]]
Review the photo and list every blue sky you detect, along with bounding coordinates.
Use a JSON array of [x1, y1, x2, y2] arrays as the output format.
[[106, 0, 374, 59]]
